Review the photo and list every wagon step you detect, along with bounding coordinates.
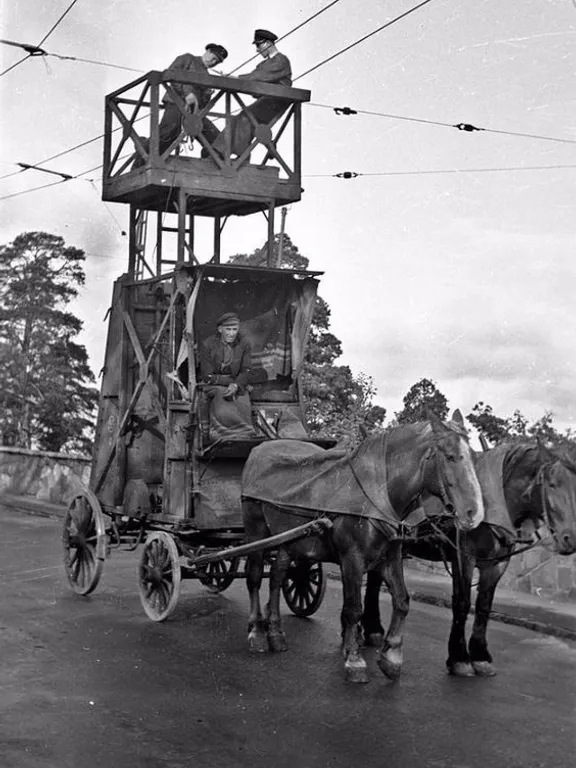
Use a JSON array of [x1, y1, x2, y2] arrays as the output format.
[[186, 517, 333, 570]]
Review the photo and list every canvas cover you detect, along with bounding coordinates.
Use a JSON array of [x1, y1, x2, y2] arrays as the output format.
[[242, 435, 398, 528], [474, 444, 513, 536], [194, 274, 318, 394]]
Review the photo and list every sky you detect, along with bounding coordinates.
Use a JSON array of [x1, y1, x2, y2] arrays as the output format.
[[1, 0, 576, 433]]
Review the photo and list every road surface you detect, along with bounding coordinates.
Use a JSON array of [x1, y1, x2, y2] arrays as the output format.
[[0, 509, 574, 768]]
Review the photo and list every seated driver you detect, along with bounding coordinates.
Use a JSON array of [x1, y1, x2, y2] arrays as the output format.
[[198, 312, 257, 444]]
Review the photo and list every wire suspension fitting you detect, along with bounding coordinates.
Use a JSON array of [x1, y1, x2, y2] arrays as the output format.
[[454, 122, 482, 133], [335, 171, 359, 179], [333, 106, 358, 116], [0, 39, 47, 56]]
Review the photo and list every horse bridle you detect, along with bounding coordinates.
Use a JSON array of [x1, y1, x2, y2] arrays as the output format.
[[520, 461, 557, 541], [475, 460, 558, 565], [420, 442, 457, 519]]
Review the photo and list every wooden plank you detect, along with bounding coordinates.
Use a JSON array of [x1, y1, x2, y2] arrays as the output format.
[[157, 69, 311, 102]]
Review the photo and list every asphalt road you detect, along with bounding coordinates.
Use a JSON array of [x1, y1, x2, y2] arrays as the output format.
[[1, 509, 575, 768]]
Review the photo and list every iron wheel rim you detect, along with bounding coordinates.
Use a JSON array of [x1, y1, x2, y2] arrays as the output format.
[[138, 532, 181, 621], [62, 490, 106, 595]]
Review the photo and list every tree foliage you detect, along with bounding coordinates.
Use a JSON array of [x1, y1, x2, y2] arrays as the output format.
[[227, 233, 385, 446], [468, 402, 576, 448], [394, 377, 449, 424], [0, 232, 98, 453], [227, 232, 309, 271]]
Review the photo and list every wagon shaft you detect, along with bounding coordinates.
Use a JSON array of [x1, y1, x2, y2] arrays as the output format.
[[187, 517, 333, 569]]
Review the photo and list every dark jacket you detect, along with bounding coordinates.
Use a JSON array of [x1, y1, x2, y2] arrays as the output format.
[[199, 334, 252, 391], [243, 53, 292, 86], [163, 53, 211, 107]]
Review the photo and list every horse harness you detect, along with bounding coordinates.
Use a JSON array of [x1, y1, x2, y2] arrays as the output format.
[[345, 437, 461, 543]]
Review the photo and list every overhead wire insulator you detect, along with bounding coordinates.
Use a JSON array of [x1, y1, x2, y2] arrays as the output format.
[[454, 122, 482, 132], [335, 171, 359, 179], [334, 106, 358, 116]]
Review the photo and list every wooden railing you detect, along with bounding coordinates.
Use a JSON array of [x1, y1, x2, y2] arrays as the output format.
[[103, 69, 311, 182]]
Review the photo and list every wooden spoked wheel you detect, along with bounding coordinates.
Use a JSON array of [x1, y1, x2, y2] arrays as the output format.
[[62, 489, 106, 595], [282, 560, 327, 617], [138, 532, 181, 622], [199, 557, 240, 593]]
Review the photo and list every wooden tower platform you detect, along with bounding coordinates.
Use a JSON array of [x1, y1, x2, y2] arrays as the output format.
[[102, 69, 310, 221]]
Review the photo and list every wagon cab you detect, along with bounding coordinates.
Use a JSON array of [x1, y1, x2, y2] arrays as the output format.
[[90, 261, 333, 531]]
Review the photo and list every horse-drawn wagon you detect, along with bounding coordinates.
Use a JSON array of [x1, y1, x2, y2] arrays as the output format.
[[63, 67, 336, 621], [63, 260, 337, 621], [62, 66, 489, 684]]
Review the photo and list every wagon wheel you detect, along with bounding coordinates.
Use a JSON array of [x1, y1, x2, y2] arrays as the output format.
[[62, 489, 107, 595], [282, 560, 327, 617], [199, 557, 240, 593], [138, 532, 181, 622]]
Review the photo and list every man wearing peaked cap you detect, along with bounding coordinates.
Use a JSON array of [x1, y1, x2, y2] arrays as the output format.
[[212, 28, 292, 159], [133, 42, 228, 168], [247, 29, 291, 86], [253, 29, 278, 44]]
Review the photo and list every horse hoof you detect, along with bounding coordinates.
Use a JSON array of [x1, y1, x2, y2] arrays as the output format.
[[345, 659, 369, 684], [448, 662, 475, 678], [472, 661, 497, 677], [377, 656, 402, 680], [364, 633, 384, 648], [248, 633, 268, 654], [268, 632, 288, 653]]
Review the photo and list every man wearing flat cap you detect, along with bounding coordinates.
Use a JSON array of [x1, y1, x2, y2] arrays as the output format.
[[198, 312, 256, 444], [134, 43, 228, 168], [212, 29, 292, 159]]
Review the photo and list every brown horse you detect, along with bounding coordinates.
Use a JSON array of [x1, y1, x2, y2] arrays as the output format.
[[241, 411, 484, 683], [362, 441, 576, 677]]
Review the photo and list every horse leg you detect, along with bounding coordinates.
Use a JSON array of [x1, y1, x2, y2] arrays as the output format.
[[468, 559, 509, 677], [243, 501, 269, 653], [265, 547, 290, 652], [377, 543, 408, 680], [446, 548, 475, 677], [340, 551, 369, 683], [362, 569, 386, 647]]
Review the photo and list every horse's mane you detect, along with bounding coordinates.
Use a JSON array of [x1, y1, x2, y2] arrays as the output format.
[[357, 418, 466, 459], [501, 439, 576, 485]]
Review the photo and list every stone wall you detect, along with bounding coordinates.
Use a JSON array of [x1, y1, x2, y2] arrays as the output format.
[[406, 542, 576, 603], [0, 447, 91, 506]]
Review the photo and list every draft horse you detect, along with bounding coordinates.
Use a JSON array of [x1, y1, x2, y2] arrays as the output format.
[[362, 441, 576, 677], [241, 411, 484, 683]]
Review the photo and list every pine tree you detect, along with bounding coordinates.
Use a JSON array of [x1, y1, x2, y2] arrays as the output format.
[[394, 378, 449, 424], [0, 232, 98, 453]]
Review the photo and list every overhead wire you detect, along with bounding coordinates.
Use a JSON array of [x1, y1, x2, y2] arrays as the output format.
[[36, 0, 82, 48], [305, 164, 576, 178], [2, 157, 575, 205], [0, 0, 82, 77], [308, 102, 576, 146], [294, 0, 436, 81]]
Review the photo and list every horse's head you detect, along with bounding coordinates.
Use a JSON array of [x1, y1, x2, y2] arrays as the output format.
[[423, 409, 485, 530], [526, 446, 576, 555]]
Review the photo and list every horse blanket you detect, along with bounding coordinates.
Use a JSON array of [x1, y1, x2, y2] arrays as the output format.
[[242, 435, 398, 528], [474, 445, 510, 529]]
